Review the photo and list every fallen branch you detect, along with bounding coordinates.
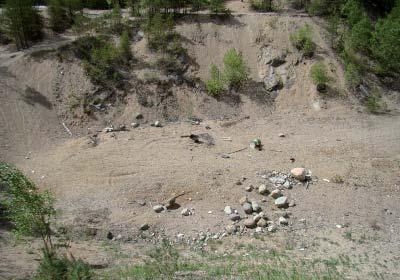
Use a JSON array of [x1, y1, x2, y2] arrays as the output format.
[[62, 122, 72, 136]]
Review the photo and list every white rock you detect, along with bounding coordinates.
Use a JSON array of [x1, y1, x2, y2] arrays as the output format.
[[279, 217, 288, 225], [224, 206, 233, 215], [267, 224, 277, 232], [251, 201, 262, 212], [239, 196, 249, 205], [153, 205, 164, 213], [258, 184, 268, 195], [291, 168, 306, 181], [275, 196, 288, 208], [181, 208, 191, 216], [255, 227, 263, 233]]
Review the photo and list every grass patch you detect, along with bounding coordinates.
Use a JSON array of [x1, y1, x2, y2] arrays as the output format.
[[290, 24, 315, 58]]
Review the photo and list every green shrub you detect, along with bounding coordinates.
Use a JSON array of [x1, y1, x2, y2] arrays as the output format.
[[206, 64, 224, 96], [223, 48, 249, 89], [144, 13, 174, 51], [119, 30, 132, 61], [290, 24, 315, 57], [366, 93, 387, 114], [48, 0, 69, 33], [347, 16, 372, 53], [156, 55, 183, 74], [310, 62, 329, 88], [2, 0, 43, 49], [209, 0, 227, 14], [372, 2, 400, 73], [34, 253, 93, 280], [250, 0, 273, 12]]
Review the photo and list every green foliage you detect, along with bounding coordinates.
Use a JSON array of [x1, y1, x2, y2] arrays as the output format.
[[2, 0, 43, 49], [84, 40, 122, 85], [206, 64, 224, 96], [347, 16, 372, 53], [372, 2, 400, 73], [290, 24, 315, 57], [310, 62, 329, 86], [366, 92, 387, 113], [223, 48, 249, 89], [119, 30, 132, 61], [34, 253, 93, 280], [0, 162, 56, 261], [209, 0, 227, 14], [144, 13, 174, 51], [250, 0, 273, 12], [49, 0, 69, 33]]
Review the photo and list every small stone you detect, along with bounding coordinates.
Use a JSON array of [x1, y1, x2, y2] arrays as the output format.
[[226, 224, 238, 234], [270, 189, 282, 199], [244, 218, 257, 228], [239, 196, 249, 205], [224, 206, 233, 215], [177, 233, 185, 238], [257, 218, 268, 227], [243, 203, 253, 214], [258, 184, 269, 195], [106, 231, 113, 240], [279, 133, 285, 138], [235, 180, 242, 186], [229, 214, 241, 221], [208, 211, 213, 214], [181, 208, 191, 216], [245, 185, 254, 192], [291, 168, 307, 181], [135, 113, 143, 120], [131, 122, 140, 128], [279, 217, 288, 225], [267, 224, 277, 232], [275, 196, 288, 208], [283, 181, 291, 189], [153, 121, 162, 127], [140, 223, 149, 231], [255, 227, 263, 233], [153, 205, 164, 213], [289, 201, 296, 207], [251, 201, 262, 213]]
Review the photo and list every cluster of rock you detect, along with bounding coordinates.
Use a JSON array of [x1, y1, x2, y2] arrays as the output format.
[[224, 167, 311, 235]]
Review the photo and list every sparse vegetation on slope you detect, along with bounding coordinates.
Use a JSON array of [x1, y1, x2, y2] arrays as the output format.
[[290, 24, 315, 57]]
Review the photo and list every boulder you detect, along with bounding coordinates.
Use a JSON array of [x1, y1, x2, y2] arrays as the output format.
[[275, 196, 288, 208], [291, 168, 306, 181]]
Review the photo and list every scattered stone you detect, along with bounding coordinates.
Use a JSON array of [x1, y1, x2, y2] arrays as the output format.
[[243, 202, 253, 214], [239, 196, 249, 205], [177, 233, 185, 239], [208, 211, 213, 214], [235, 180, 242, 186], [224, 206, 233, 215], [257, 218, 268, 228], [279, 217, 288, 225], [276, 211, 290, 218], [152, 121, 162, 127], [104, 127, 114, 133], [140, 223, 149, 231], [135, 113, 143, 120], [226, 224, 238, 234], [270, 189, 282, 199], [255, 227, 263, 233], [131, 122, 140, 128], [279, 133, 286, 138], [153, 205, 164, 213], [258, 184, 269, 195], [269, 174, 287, 185], [289, 201, 296, 207], [244, 218, 257, 228], [291, 168, 306, 181], [275, 196, 288, 208], [245, 185, 254, 192], [267, 224, 277, 232], [251, 201, 262, 213], [181, 208, 191, 216], [229, 214, 241, 221]]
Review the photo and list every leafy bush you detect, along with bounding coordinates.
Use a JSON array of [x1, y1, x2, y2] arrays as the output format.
[[223, 48, 249, 89], [34, 253, 93, 280], [310, 62, 329, 88], [119, 30, 132, 61], [48, 0, 69, 33], [2, 0, 43, 49], [206, 64, 224, 96], [372, 2, 400, 73], [347, 16, 372, 53], [144, 13, 174, 51], [366, 93, 387, 114], [290, 24, 315, 57], [250, 0, 273, 12]]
